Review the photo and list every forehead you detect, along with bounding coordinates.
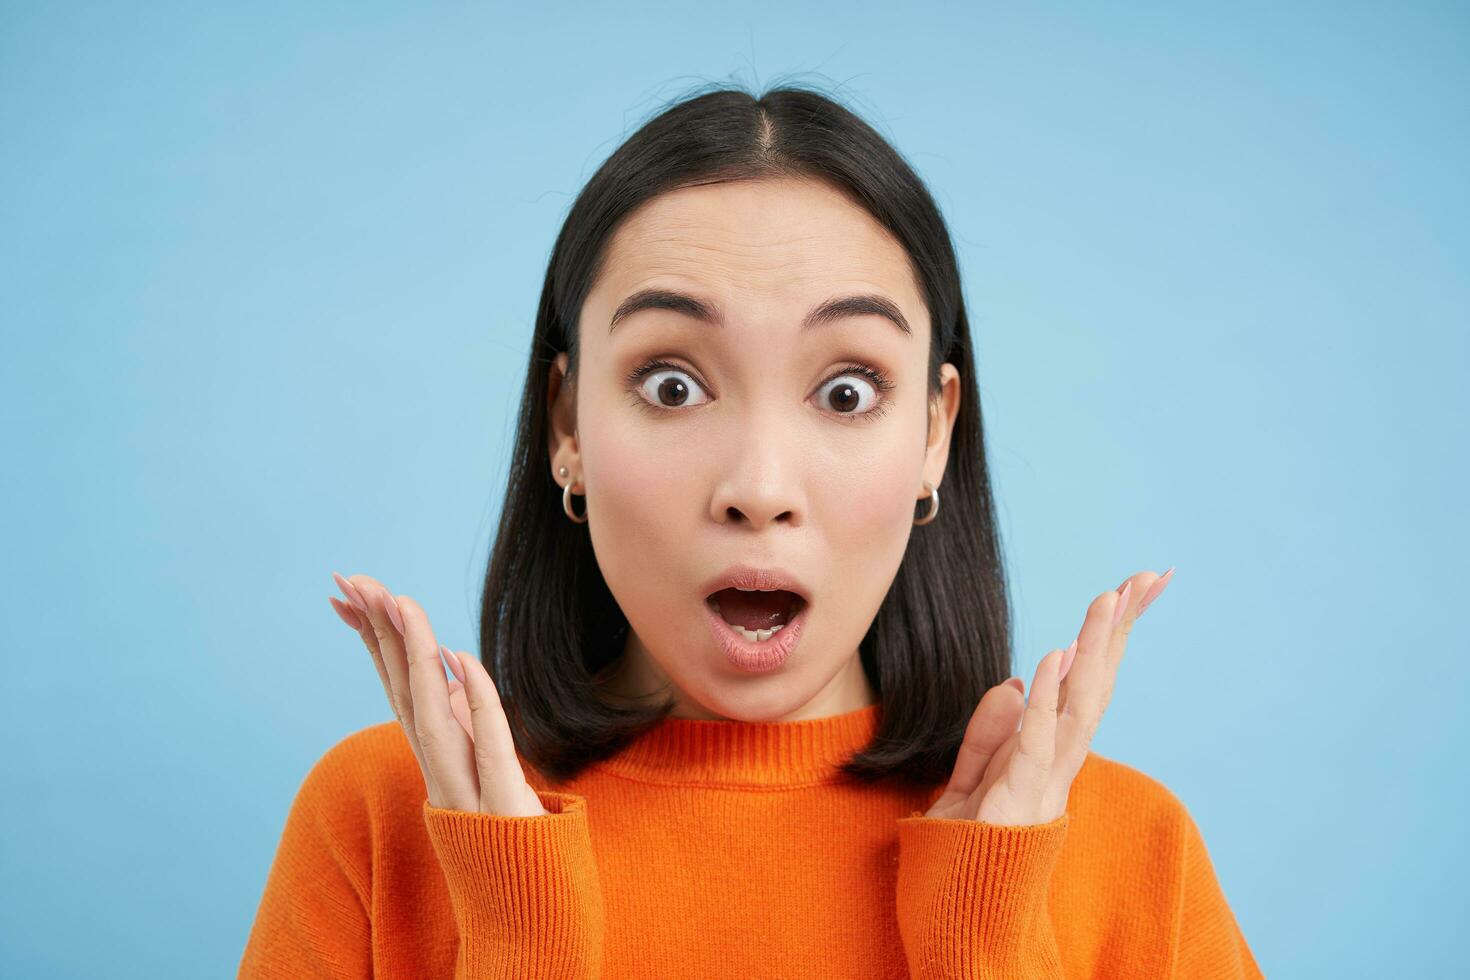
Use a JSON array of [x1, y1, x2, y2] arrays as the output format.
[[595, 178, 925, 317]]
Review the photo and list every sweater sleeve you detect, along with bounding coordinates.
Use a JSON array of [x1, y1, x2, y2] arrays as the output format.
[[422, 790, 606, 980], [1168, 805, 1265, 980], [893, 810, 1070, 979]]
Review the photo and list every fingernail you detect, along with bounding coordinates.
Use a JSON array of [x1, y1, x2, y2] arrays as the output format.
[[1005, 676, 1025, 694], [1060, 638, 1079, 679], [1112, 580, 1133, 627], [381, 591, 405, 634], [332, 571, 369, 614], [441, 644, 466, 683], [1138, 566, 1175, 617], [328, 596, 362, 630]]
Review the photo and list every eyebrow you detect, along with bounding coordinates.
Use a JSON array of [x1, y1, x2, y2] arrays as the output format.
[[608, 288, 913, 337]]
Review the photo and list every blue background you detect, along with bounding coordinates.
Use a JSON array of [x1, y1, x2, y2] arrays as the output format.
[[3, 2, 1464, 976]]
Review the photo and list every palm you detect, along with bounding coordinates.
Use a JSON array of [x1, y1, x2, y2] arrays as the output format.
[[330, 572, 549, 817], [923, 570, 1172, 827], [925, 720, 1025, 822]]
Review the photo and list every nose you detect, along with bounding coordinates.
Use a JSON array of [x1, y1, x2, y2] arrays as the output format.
[[707, 408, 805, 529]]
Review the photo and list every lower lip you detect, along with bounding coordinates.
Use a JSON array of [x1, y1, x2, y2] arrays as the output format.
[[704, 597, 809, 674]]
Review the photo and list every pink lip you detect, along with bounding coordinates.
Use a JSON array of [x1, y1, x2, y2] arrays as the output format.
[[704, 596, 809, 674], [699, 563, 812, 604]]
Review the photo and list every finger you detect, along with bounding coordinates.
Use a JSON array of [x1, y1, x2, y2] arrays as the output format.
[[1054, 638, 1081, 715], [1054, 584, 1129, 776], [1109, 571, 1161, 661], [1010, 648, 1065, 791], [457, 650, 527, 814], [352, 577, 424, 753], [1058, 575, 1128, 719], [332, 570, 371, 618], [397, 595, 479, 810], [442, 645, 473, 737], [942, 681, 1026, 801], [1090, 570, 1162, 719], [347, 577, 430, 786], [339, 575, 397, 736], [1058, 578, 1123, 717], [355, 612, 395, 713], [328, 596, 363, 631], [446, 675, 474, 738], [1056, 574, 1142, 715], [1057, 639, 1080, 684], [1136, 566, 1175, 618]]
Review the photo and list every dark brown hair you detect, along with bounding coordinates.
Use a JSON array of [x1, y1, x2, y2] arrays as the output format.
[[479, 80, 1011, 788]]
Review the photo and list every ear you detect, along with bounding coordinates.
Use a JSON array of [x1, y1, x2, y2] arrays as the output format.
[[921, 363, 962, 495], [547, 351, 581, 480]]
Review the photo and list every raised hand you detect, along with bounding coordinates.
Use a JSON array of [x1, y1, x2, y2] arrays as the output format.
[[924, 568, 1175, 826], [326, 571, 548, 817]]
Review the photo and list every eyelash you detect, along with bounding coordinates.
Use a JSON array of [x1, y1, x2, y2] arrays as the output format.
[[624, 357, 896, 423]]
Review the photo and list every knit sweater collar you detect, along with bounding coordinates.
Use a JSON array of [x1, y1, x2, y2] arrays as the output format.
[[593, 701, 884, 788]]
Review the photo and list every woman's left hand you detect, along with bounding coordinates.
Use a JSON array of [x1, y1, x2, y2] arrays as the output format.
[[924, 568, 1175, 826]]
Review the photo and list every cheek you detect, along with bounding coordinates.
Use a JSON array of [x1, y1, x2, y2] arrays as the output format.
[[579, 413, 702, 616], [581, 409, 696, 533], [823, 452, 917, 556], [809, 422, 922, 543]]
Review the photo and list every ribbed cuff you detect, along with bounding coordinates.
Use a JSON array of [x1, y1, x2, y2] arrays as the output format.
[[895, 811, 1069, 979], [423, 790, 604, 979]]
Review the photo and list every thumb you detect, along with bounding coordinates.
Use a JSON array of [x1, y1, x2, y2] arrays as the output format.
[[943, 681, 1026, 800]]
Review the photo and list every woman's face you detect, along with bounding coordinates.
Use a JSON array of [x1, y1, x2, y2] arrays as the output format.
[[548, 176, 961, 721]]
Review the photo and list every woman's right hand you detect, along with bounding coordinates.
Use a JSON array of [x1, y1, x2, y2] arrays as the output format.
[[327, 572, 549, 817]]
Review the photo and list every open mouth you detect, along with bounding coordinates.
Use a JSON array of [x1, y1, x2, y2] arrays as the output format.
[[705, 587, 808, 643]]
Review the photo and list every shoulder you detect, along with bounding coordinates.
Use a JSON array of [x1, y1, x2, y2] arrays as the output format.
[[307, 719, 417, 780], [1063, 751, 1251, 960], [292, 720, 424, 830], [1067, 749, 1196, 861], [1073, 748, 1186, 812], [300, 720, 558, 809]]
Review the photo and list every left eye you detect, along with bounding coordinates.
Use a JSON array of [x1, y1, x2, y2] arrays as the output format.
[[815, 374, 879, 415], [638, 367, 711, 409]]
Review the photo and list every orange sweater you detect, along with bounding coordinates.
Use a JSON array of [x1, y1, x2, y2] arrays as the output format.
[[239, 702, 1263, 978]]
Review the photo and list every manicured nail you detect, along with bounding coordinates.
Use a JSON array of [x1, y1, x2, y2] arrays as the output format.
[[1112, 580, 1133, 627], [328, 596, 362, 630], [380, 591, 405, 634], [1138, 566, 1175, 617], [332, 571, 369, 614], [1060, 638, 1079, 679], [441, 644, 466, 683]]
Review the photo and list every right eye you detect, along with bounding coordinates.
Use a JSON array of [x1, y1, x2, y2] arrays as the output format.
[[632, 361, 712, 411]]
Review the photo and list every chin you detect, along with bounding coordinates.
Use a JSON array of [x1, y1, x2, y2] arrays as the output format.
[[678, 670, 823, 723]]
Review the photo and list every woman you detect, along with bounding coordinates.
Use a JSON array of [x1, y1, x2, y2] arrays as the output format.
[[240, 85, 1262, 978]]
